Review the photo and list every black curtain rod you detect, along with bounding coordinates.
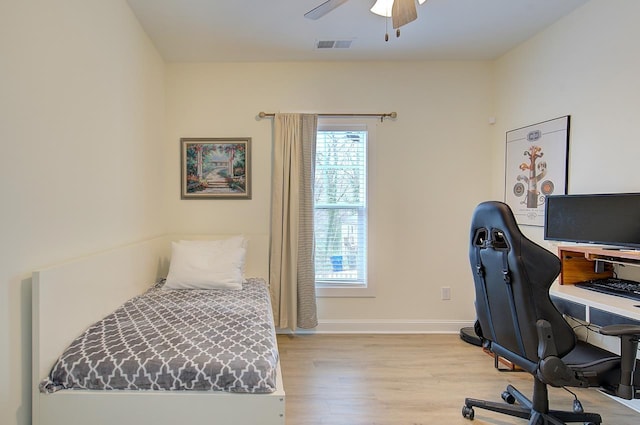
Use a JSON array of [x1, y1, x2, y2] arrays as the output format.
[[258, 112, 397, 121]]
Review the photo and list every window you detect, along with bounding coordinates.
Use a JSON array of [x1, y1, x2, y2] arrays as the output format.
[[314, 120, 372, 297]]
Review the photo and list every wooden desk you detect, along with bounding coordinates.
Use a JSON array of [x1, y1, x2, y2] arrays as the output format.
[[553, 245, 640, 325], [550, 282, 640, 327], [550, 246, 640, 412], [550, 282, 640, 413]]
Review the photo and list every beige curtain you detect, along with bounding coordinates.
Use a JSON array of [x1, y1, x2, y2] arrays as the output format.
[[269, 113, 318, 330]]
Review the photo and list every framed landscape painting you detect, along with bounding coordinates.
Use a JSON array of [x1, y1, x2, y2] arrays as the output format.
[[180, 138, 251, 199]]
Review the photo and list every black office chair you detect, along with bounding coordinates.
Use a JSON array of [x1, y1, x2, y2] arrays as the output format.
[[462, 201, 640, 425]]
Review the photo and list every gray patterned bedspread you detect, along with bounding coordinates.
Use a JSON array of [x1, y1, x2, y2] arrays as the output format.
[[40, 278, 278, 394]]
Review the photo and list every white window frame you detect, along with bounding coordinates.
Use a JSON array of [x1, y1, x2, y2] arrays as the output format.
[[315, 118, 376, 298]]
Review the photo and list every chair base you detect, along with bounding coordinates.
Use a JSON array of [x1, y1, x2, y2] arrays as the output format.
[[462, 384, 602, 425]]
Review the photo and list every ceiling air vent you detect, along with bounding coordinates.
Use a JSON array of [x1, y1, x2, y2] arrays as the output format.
[[315, 39, 353, 49]]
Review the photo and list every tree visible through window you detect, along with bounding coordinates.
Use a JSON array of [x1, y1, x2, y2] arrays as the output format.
[[314, 127, 367, 287]]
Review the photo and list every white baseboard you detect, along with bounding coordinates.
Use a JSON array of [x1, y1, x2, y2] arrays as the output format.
[[277, 319, 475, 334], [601, 390, 640, 413]]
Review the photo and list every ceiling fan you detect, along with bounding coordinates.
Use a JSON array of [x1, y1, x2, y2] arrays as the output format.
[[305, 0, 427, 33]]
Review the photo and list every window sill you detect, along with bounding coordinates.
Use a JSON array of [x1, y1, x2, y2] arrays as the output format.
[[316, 283, 375, 298]]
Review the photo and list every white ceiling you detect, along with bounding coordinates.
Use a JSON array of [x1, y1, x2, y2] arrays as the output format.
[[125, 0, 588, 62]]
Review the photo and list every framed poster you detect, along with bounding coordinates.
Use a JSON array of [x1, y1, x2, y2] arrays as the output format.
[[181, 138, 251, 199], [504, 116, 570, 226]]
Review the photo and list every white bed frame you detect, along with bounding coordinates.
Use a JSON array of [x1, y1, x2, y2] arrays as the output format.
[[32, 234, 285, 425]]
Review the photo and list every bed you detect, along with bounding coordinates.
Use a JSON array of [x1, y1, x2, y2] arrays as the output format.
[[32, 234, 285, 425]]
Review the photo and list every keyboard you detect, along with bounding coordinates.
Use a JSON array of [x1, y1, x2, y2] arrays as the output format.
[[575, 277, 640, 301]]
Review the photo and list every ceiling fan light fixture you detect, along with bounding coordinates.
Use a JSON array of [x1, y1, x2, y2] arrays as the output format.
[[370, 0, 393, 17], [370, 0, 426, 18]]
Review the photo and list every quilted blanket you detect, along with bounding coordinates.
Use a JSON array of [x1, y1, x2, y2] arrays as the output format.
[[40, 278, 278, 393]]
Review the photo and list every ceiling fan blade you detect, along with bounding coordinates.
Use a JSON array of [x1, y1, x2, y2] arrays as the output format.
[[304, 0, 350, 20], [392, 0, 418, 29]]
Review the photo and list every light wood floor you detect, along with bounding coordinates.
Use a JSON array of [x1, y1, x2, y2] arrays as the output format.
[[277, 334, 638, 425]]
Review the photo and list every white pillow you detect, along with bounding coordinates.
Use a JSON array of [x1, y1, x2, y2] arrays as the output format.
[[164, 241, 246, 290], [178, 236, 248, 276]]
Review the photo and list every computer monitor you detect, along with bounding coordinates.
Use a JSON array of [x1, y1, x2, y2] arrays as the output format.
[[544, 193, 640, 249]]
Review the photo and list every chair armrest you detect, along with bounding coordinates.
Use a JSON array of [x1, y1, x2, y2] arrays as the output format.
[[599, 324, 640, 337], [536, 319, 559, 358], [599, 324, 640, 400], [536, 320, 590, 388]]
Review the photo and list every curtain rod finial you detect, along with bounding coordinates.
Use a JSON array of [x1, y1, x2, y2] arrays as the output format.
[[389, 112, 397, 119], [258, 112, 266, 119]]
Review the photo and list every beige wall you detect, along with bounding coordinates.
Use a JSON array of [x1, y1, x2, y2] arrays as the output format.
[[492, 0, 640, 245], [163, 0, 640, 333], [491, 0, 640, 356], [165, 61, 494, 331], [0, 1, 166, 425]]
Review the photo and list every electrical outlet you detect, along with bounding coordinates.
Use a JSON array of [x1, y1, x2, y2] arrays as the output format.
[[441, 286, 451, 300]]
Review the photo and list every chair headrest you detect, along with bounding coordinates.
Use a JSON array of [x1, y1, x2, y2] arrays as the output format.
[[470, 201, 524, 252]]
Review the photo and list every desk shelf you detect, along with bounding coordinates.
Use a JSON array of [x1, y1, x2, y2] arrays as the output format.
[[558, 246, 640, 285]]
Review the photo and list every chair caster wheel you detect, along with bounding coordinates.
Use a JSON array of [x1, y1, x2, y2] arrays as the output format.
[[462, 405, 475, 420], [501, 390, 516, 404]]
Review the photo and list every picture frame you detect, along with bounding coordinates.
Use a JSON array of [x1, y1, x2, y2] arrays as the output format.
[[180, 138, 251, 199], [504, 116, 570, 226]]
